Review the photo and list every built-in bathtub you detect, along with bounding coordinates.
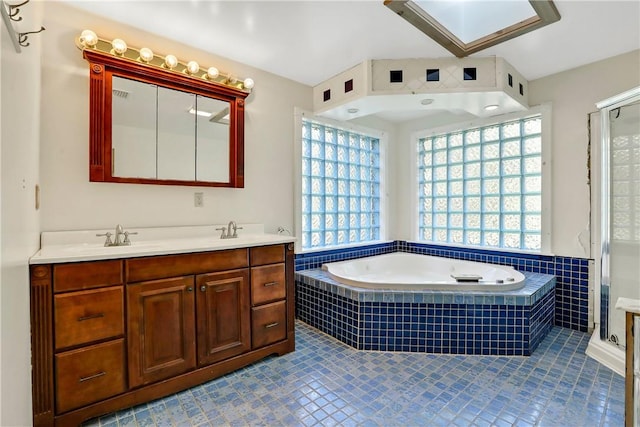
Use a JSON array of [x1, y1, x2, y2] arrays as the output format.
[[323, 252, 526, 291], [296, 252, 556, 356]]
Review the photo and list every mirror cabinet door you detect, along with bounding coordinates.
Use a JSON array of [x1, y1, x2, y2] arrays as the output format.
[[157, 87, 197, 181], [112, 76, 157, 179], [196, 96, 230, 183]]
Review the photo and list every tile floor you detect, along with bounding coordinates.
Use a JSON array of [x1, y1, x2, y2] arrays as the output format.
[[85, 321, 625, 427]]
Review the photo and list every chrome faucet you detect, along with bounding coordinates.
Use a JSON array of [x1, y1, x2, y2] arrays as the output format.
[[97, 224, 137, 246], [216, 221, 243, 239], [114, 224, 124, 246]]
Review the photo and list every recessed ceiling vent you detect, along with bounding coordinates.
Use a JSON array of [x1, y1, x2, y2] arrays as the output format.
[[112, 88, 129, 99]]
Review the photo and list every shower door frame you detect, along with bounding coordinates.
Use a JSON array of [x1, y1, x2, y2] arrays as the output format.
[[595, 86, 640, 344]]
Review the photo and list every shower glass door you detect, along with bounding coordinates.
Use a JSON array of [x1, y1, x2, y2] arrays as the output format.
[[600, 87, 640, 349]]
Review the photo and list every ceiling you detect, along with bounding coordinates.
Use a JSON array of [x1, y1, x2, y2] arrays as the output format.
[[60, 1, 640, 124], [61, 1, 640, 88]]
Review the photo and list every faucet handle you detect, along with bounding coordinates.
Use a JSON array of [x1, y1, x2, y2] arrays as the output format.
[[215, 227, 227, 239], [232, 226, 243, 238], [96, 232, 113, 247], [123, 231, 138, 245]]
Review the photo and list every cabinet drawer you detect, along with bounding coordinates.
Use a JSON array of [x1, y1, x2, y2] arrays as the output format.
[[251, 264, 286, 305], [54, 286, 124, 350], [250, 245, 284, 266], [252, 300, 286, 348], [53, 260, 123, 293], [126, 249, 248, 282], [55, 339, 126, 414]]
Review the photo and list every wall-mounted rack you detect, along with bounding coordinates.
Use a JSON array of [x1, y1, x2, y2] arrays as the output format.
[[1, 0, 45, 53]]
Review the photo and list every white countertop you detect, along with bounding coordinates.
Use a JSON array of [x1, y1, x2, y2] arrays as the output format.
[[615, 297, 640, 314], [30, 224, 296, 264]]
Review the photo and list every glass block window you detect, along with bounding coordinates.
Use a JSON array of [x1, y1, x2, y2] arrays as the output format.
[[611, 124, 640, 241], [417, 115, 543, 251], [301, 119, 381, 250]]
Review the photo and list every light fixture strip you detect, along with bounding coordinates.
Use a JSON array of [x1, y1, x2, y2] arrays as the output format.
[[76, 32, 254, 92]]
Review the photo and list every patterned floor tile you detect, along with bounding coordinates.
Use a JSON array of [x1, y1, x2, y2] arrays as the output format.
[[83, 321, 624, 427]]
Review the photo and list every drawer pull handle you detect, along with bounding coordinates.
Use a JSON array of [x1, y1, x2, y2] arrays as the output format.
[[200, 286, 207, 292], [265, 322, 279, 329], [79, 371, 106, 383], [77, 313, 105, 322], [263, 282, 278, 287]]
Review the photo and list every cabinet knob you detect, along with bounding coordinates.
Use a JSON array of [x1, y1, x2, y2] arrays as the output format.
[[200, 285, 206, 292], [187, 287, 193, 292]]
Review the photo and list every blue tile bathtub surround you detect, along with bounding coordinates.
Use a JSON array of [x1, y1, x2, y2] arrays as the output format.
[[84, 321, 624, 427], [397, 241, 589, 332], [296, 270, 555, 356], [295, 241, 590, 332]]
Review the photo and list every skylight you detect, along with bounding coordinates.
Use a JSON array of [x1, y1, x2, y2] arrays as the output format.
[[385, 0, 560, 57]]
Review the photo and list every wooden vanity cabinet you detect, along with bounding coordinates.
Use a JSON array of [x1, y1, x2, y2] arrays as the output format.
[[30, 243, 295, 427]]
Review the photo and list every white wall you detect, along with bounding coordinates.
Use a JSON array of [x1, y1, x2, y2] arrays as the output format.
[[0, 2, 43, 425], [528, 49, 640, 258], [40, 3, 312, 234]]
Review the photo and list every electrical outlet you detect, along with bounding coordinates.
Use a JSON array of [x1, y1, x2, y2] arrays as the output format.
[[194, 192, 204, 207]]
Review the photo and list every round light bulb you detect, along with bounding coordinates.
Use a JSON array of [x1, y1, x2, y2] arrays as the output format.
[[139, 47, 154, 63], [227, 75, 237, 84], [79, 29, 98, 47], [111, 38, 127, 55], [207, 67, 219, 79], [484, 104, 499, 111], [164, 54, 178, 69], [186, 61, 200, 75], [243, 77, 254, 89]]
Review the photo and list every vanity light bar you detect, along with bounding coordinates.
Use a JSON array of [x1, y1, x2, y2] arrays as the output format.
[[75, 30, 254, 92]]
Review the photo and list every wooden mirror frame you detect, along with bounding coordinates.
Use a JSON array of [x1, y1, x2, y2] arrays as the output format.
[[83, 49, 248, 187]]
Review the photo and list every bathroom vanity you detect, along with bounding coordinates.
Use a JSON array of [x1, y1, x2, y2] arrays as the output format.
[[617, 298, 640, 427], [28, 225, 295, 426]]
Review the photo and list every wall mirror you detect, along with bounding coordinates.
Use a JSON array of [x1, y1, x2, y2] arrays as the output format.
[[83, 49, 248, 187]]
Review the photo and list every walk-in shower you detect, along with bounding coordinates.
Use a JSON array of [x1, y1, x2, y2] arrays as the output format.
[[587, 86, 640, 375]]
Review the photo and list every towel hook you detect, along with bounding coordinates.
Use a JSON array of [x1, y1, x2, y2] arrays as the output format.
[[18, 26, 45, 47], [7, 0, 29, 21], [1, 0, 45, 52]]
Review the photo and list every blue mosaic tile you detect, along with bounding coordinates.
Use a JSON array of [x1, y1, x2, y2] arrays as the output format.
[[296, 269, 555, 356]]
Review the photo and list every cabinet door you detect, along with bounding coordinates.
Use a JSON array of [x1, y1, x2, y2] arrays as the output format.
[[196, 269, 250, 366], [127, 276, 196, 388]]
